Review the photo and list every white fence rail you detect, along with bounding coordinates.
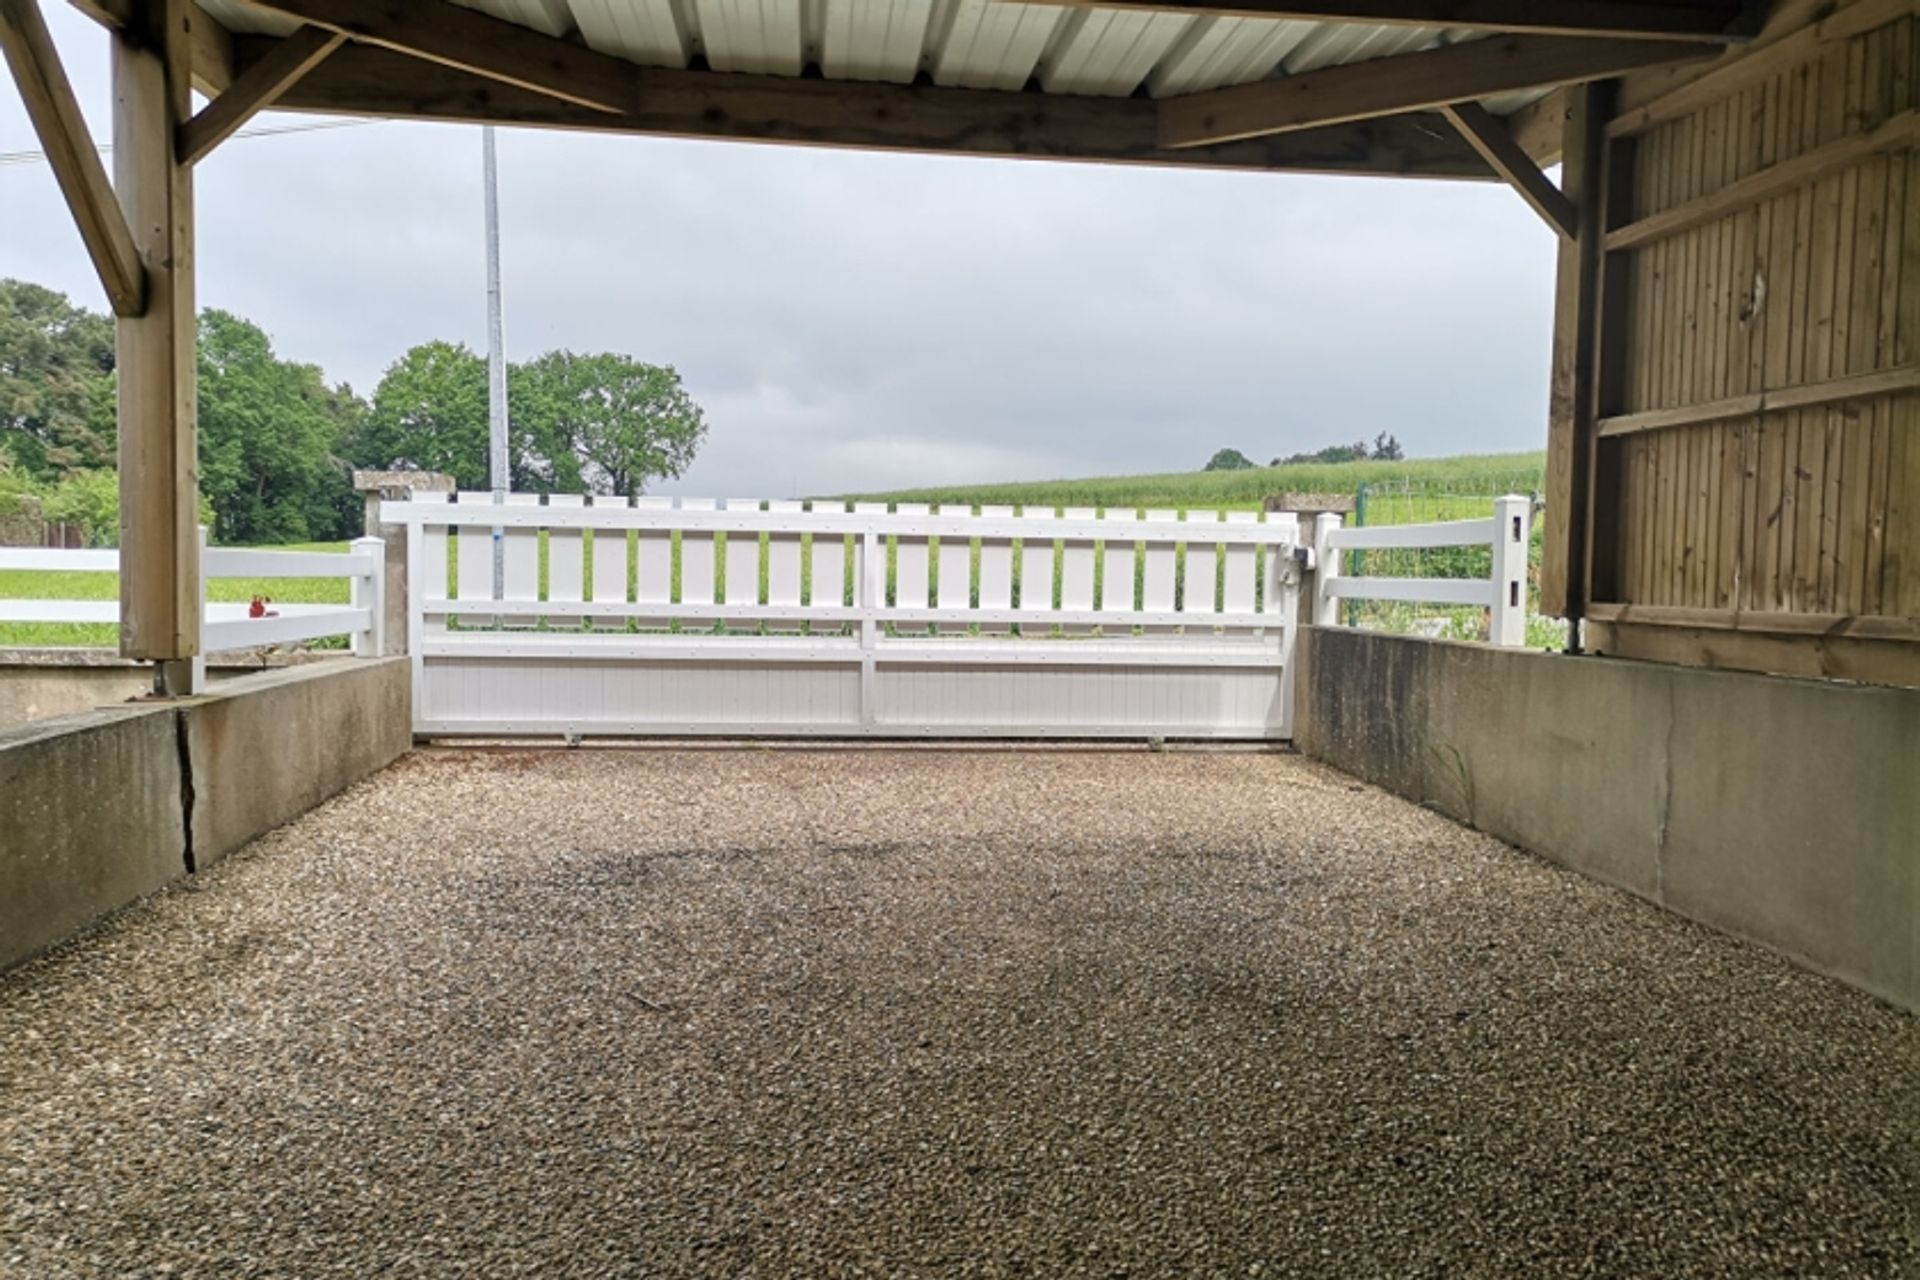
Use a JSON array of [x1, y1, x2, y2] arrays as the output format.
[[1311, 495, 1532, 647], [381, 493, 1303, 739], [0, 530, 385, 690]]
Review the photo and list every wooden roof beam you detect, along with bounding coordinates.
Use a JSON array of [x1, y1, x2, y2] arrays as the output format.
[[178, 23, 341, 164], [1439, 99, 1576, 237], [1158, 33, 1717, 149], [1012, 0, 1754, 42], [243, 37, 1501, 181], [1, 0, 147, 315], [238, 0, 637, 114]]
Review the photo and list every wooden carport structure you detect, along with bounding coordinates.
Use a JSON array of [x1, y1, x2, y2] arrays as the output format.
[[0, 0, 1915, 690]]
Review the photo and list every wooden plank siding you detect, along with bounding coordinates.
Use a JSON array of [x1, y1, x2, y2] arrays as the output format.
[[1548, 0, 1920, 687]]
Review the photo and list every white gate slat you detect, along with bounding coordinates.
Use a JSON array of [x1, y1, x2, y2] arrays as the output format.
[[547, 495, 587, 626], [1101, 505, 1138, 627], [455, 492, 495, 603], [634, 496, 673, 611], [1142, 508, 1177, 636], [502, 494, 541, 611], [1017, 505, 1058, 634], [723, 499, 762, 618], [1183, 511, 1220, 624], [1222, 511, 1258, 617], [976, 505, 1014, 635], [766, 500, 804, 633], [589, 495, 630, 631], [893, 503, 931, 626], [1060, 506, 1096, 636], [679, 498, 717, 615], [811, 501, 850, 620], [935, 505, 972, 627]]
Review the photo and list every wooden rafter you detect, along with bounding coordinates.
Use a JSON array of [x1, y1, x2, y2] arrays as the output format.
[[247, 38, 1500, 180], [1438, 100, 1576, 237], [1158, 34, 1716, 148], [177, 23, 341, 164], [0, 0, 147, 316], [1012, 0, 1752, 42], [239, 0, 637, 114], [65, 0, 234, 93]]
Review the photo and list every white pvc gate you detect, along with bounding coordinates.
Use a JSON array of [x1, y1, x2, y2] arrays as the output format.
[[380, 494, 1303, 740]]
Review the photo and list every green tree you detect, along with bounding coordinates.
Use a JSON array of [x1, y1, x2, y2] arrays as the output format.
[[197, 309, 362, 544], [511, 351, 706, 496], [0, 279, 116, 478], [1204, 448, 1254, 472], [355, 341, 490, 488]]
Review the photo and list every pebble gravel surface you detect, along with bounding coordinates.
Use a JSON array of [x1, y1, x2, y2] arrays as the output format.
[[1, 747, 1913, 1279]]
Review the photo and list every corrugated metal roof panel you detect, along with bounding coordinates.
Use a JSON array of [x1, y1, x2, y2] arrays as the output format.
[[197, 0, 297, 37], [693, 0, 806, 74], [1146, 16, 1315, 99], [454, 0, 576, 37], [568, 0, 696, 66], [928, 0, 1063, 91], [1038, 8, 1195, 98], [206, 0, 1542, 118], [821, 0, 938, 83], [1281, 21, 1445, 74]]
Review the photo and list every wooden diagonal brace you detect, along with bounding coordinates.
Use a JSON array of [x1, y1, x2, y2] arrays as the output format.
[[177, 22, 341, 164], [1439, 100, 1577, 238], [1, 0, 147, 315]]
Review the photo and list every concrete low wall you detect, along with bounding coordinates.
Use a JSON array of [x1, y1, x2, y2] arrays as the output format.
[[186, 659, 412, 867], [0, 657, 410, 971], [0, 650, 338, 729], [0, 705, 187, 968], [1294, 627, 1919, 1011]]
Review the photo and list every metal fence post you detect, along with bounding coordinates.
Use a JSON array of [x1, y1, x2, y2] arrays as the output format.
[[350, 535, 386, 658], [1490, 494, 1531, 647], [1311, 512, 1342, 628]]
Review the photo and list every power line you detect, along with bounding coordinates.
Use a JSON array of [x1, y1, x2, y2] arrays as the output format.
[[0, 117, 380, 168]]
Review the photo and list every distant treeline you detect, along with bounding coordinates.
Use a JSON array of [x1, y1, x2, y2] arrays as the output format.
[[0, 278, 707, 546]]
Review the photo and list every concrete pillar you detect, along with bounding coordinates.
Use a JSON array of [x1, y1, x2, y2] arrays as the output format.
[[351, 470, 452, 657]]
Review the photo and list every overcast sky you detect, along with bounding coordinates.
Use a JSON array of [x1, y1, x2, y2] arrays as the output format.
[[1, 4, 1557, 497]]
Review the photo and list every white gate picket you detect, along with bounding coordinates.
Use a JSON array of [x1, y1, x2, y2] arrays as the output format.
[[1183, 511, 1220, 623], [1223, 511, 1258, 618], [723, 499, 761, 613], [935, 504, 971, 624], [589, 495, 629, 631], [976, 505, 1014, 635], [1059, 507, 1095, 636], [766, 500, 804, 633], [1017, 507, 1058, 633], [547, 493, 586, 625], [1142, 509, 1177, 635], [893, 503, 930, 621], [635, 495, 673, 618], [679, 498, 716, 621], [1102, 507, 1138, 624]]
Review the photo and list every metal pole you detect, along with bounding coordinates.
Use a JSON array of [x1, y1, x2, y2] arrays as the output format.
[[484, 125, 507, 604]]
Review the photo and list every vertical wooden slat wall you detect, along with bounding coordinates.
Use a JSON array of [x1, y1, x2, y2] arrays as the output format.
[[1559, 0, 1920, 687]]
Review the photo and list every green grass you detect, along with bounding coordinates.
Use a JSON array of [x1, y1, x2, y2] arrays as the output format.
[[836, 450, 1545, 512], [0, 541, 352, 647]]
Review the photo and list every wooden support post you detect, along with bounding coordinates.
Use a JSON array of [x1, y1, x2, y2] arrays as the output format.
[[113, 0, 200, 679], [1539, 80, 1617, 635]]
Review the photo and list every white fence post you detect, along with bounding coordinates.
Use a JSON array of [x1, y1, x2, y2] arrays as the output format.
[[859, 526, 881, 727], [1311, 512, 1342, 628], [1489, 494, 1531, 648], [350, 535, 386, 658], [188, 526, 209, 695]]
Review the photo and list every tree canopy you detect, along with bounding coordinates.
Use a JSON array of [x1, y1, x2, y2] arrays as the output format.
[[0, 279, 115, 477], [1204, 448, 1255, 472], [0, 277, 712, 545]]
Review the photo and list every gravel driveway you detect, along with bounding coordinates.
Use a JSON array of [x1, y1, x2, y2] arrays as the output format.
[[1, 747, 1912, 1278]]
